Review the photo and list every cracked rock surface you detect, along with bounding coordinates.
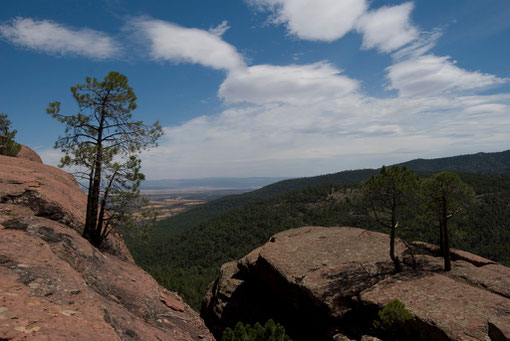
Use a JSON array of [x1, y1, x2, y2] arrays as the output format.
[[202, 226, 510, 341], [0, 153, 213, 340]]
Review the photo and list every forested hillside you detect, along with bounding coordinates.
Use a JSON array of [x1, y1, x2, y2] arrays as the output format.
[[149, 169, 379, 234], [399, 150, 510, 174], [151, 150, 510, 235], [127, 171, 510, 310]]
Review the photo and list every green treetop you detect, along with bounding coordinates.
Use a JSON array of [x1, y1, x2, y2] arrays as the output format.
[[421, 172, 475, 271], [361, 166, 419, 272], [47, 71, 163, 248], [0, 113, 21, 157]]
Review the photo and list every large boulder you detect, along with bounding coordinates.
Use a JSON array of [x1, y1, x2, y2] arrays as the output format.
[[202, 226, 510, 341], [17, 145, 43, 163], [0, 154, 213, 340]]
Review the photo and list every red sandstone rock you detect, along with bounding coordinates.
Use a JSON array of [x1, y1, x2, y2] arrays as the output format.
[[17, 145, 42, 163], [203, 226, 510, 341], [0, 152, 132, 261], [0, 153, 213, 340]]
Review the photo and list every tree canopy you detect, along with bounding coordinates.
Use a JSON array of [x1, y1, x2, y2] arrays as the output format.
[[361, 166, 418, 272], [47, 71, 163, 247], [0, 113, 21, 157], [421, 172, 475, 270], [222, 320, 292, 341]]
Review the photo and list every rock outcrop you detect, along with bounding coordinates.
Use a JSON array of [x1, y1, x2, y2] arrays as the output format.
[[202, 226, 510, 341], [17, 146, 42, 163], [0, 153, 213, 340]]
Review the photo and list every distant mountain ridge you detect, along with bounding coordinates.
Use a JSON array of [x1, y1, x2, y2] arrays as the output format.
[[127, 150, 510, 310], [141, 177, 288, 190], [398, 150, 510, 174], [152, 149, 510, 233]]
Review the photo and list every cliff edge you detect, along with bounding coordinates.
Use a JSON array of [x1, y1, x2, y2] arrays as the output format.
[[202, 226, 510, 341], [0, 152, 213, 340]]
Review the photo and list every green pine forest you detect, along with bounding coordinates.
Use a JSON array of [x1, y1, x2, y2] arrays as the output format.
[[125, 151, 510, 311]]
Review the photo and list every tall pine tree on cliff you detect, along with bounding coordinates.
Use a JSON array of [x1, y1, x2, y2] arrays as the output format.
[[361, 166, 418, 272], [422, 172, 475, 271], [47, 72, 163, 247]]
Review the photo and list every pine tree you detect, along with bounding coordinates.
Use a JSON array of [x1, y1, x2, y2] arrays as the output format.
[[422, 172, 475, 271], [0, 113, 21, 157], [362, 166, 418, 272], [47, 72, 163, 247]]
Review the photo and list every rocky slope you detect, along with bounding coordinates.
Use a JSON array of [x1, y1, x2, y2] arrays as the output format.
[[202, 226, 510, 341], [0, 152, 213, 340]]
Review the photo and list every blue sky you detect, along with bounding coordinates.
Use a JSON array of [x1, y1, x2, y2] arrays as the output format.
[[1, 0, 509, 179]]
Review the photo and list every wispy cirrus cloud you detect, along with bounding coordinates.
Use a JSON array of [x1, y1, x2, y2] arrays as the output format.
[[387, 54, 508, 97], [129, 17, 245, 71], [0, 17, 120, 59], [209, 20, 231, 37]]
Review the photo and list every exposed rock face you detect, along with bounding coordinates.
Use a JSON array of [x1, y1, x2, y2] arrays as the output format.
[[0, 154, 213, 340], [202, 226, 510, 341], [17, 145, 42, 163]]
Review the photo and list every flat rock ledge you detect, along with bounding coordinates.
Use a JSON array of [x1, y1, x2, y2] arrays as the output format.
[[1, 153, 213, 340], [202, 226, 510, 341]]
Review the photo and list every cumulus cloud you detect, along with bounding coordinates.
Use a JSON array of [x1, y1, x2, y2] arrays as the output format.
[[10, 13, 507, 179], [140, 92, 510, 179], [249, 0, 367, 41], [127, 8, 509, 179], [209, 20, 230, 37], [386, 54, 508, 97], [0, 17, 119, 59], [219, 62, 359, 104], [131, 17, 245, 71], [249, 0, 419, 53], [356, 3, 419, 53]]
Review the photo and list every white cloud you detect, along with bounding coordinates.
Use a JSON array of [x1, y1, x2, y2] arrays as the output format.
[[131, 18, 245, 71], [356, 3, 419, 53], [249, 0, 367, 41], [128, 14, 509, 179], [35, 147, 63, 167], [209, 20, 230, 37], [387, 54, 508, 97], [218, 62, 359, 104], [0, 17, 119, 59], [391, 30, 442, 60], [12, 12, 508, 180], [139, 90, 510, 179]]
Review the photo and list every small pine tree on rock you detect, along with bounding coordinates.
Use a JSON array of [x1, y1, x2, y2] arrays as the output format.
[[0, 113, 21, 157], [374, 299, 414, 340]]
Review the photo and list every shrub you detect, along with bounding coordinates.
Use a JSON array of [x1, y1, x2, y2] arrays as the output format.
[[374, 299, 414, 338], [222, 319, 292, 341]]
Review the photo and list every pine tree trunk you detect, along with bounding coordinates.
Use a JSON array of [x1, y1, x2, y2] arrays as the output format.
[[82, 111, 105, 248], [390, 225, 402, 273], [82, 168, 95, 240], [390, 210, 401, 273], [439, 220, 444, 256], [442, 195, 451, 271], [83, 156, 102, 247]]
